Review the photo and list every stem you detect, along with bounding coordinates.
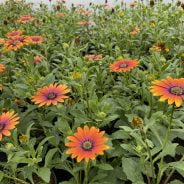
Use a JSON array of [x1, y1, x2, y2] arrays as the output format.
[[3, 173, 29, 184], [83, 161, 90, 184], [142, 157, 151, 184], [164, 155, 184, 184], [156, 104, 175, 184], [148, 93, 153, 118], [141, 128, 155, 184]]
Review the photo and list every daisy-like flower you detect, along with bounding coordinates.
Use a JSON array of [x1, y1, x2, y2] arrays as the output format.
[[32, 83, 70, 107], [34, 55, 43, 64], [2, 36, 30, 52], [129, 1, 138, 7], [150, 43, 169, 53], [0, 64, 5, 73], [110, 59, 139, 72], [29, 36, 43, 44], [16, 15, 34, 24], [84, 54, 102, 61], [6, 30, 23, 38], [0, 38, 5, 45], [65, 125, 109, 162], [56, 12, 66, 17], [130, 26, 140, 36], [77, 21, 95, 26], [76, 9, 92, 16], [150, 77, 184, 107], [0, 111, 20, 141]]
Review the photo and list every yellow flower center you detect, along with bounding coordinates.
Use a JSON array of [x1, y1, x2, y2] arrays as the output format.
[[120, 63, 128, 68], [47, 92, 57, 100], [82, 140, 93, 151], [170, 87, 184, 95]]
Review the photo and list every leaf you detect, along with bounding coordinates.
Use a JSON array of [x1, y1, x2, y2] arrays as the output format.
[[96, 163, 114, 170], [169, 161, 184, 171], [44, 148, 58, 167], [120, 144, 137, 154], [154, 143, 178, 163], [170, 179, 184, 184], [55, 119, 72, 135], [36, 136, 54, 154], [119, 126, 133, 132], [90, 173, 107, 183], [111, 130, 130, 140], [0, 171, 4, 182], [26, 123, 34, 140], [122, 157, 144, 183], [37, 167, 51, 183]]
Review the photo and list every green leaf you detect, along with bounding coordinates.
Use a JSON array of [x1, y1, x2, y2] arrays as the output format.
[[0, 171, 4, 182], [111, 130, 130, 140], [122, 157, 144, 183], [169, 161, 184, 171], [36, 136, 54, 154], [90, 173, 107, 183], [26, 123, 34, 140], [96, 163, 114, 170], [44, 148, 58, 167], [37, 167, 51, 183], [56, 119, 72, 135], [119, 126, 133, 132], [154, 143, 178, 163], [170, 179, 184, 184]]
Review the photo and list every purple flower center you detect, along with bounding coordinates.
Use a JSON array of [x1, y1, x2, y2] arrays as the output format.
[[170, 86, 184, 96], [32, 38, 40, 42], [0, 123, 5, 131], [11, 40, 20, 46], [47, 92, 58, 100], [82, 140, 93, 151], [120, 63, 128, 68]]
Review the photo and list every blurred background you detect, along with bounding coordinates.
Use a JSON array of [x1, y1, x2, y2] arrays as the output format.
[[0, 0, 174, 6]]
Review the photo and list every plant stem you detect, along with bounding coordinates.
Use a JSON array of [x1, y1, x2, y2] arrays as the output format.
[[142, 157, 151, 184], [148, 93, 153, 118], [141, 128, 155, 184], [163, 155, 184, 184], [84, 161, 90, 184], [3, 173, 29, 184], [156, 104, 175, 184]]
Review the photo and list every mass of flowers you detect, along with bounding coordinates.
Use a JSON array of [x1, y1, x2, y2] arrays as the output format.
[[0, 0, 183, 184]]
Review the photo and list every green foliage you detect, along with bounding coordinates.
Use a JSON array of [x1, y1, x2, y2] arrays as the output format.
[[0, 0, 183, 183]]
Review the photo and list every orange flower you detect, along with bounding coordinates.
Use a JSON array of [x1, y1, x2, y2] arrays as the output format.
[[0, 38, 5, 44], [6, 30, 23, 38], [2, 36, 30, 52], [65, 125, 109, 162], [16, 15, 34, 23], [34, 55, 43, 64], [0, 111, 20, 141], [150, 77, 184, 107], [77, 21, 95, 25], [84, 54, 102, 61], [29, 36, 43, 44], [32, 83, 70, 107], [130, 26, 140, 36], [110, 59, 139, 72], [0, 64, 5, 73], [150, 43, 169, 53], [56, 13, 65, 17], [129, 1, 138, 7], [76, 9, 92, 16]]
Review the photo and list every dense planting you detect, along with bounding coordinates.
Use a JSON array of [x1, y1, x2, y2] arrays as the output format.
[[0, 0, 184, 183]]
